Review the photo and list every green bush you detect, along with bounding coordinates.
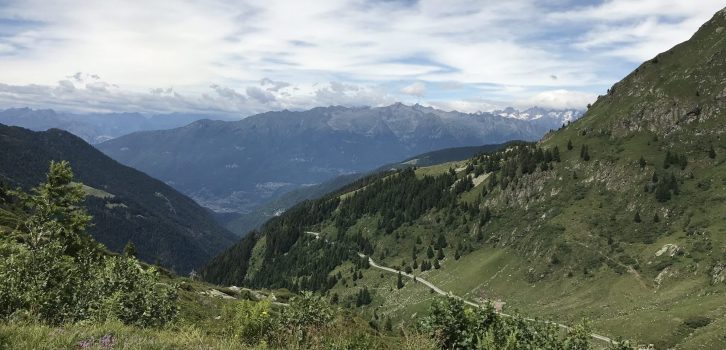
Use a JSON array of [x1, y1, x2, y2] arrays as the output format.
[[419, 297, 632, 350], [0, 161, 177, 327], [227, 299, 275, 345], [277, 291, 334, 342], [683, 316, 711, 329], [91, 256, 178, 327]]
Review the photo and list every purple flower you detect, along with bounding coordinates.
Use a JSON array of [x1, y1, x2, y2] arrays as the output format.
[[77, 339, 93, 349], [99, 334, 116, 349]]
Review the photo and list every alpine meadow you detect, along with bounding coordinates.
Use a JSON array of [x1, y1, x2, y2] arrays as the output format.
[[0, 2, 725, 350]]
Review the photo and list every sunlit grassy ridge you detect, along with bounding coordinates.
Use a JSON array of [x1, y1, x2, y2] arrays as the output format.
[[204, 8, 726, 349]]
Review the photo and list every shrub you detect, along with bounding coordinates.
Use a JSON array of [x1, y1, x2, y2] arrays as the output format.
[[683, 316, 711, 329], [227, 299, 275, 345], [419, 297, 619, 349], [276, 291, 335, 343], [0, 161, 177, 327], [91, 256, 178, 327]]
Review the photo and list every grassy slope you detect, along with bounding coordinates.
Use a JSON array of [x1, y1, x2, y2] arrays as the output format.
[[295, 9, 726, 349], [203, 9, 726, 349]]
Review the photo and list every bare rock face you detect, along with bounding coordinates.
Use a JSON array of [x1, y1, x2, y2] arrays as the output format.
[[655, 244, 681, 257], [583, 9, 726, 138]]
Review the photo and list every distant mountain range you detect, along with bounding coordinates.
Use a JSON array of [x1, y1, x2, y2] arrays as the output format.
[[97, 104, 582, 214], [0, 124, 237, 273], [0, 108, 229, 144], [493, 107, 580, 122]]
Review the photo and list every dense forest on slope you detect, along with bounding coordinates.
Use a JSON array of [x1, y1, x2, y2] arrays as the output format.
[[204, 9, 726, 349], [223, 143, 511, 237], [0, 124, 237, 273], [202, 142, 556, 290]]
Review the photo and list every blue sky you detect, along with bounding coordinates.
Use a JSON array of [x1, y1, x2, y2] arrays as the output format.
[[0, 0, 722, 115]]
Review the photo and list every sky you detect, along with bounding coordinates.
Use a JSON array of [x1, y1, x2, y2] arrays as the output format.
[[0, 0, 722, 116]]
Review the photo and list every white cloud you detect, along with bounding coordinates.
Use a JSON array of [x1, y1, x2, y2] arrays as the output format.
[[56, 80, 76, 93], [311, 82, 392, 107], [245, 86, 276, 103], [260, 78, 291, 92], [553, 0, 724, 61], [0, 0, 721, 114], [519, 90, 597, 110], [426, 99, 503, 114], [401, 82, 426, 97]]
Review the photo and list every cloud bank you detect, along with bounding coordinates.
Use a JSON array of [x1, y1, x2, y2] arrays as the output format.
[[0, 0, 722, 115]]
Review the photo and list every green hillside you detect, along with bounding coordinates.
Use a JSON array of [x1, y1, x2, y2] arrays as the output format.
[[203, 8, 726, 349], [0, 124, 237, 273], [223, 143, 512, 237], [0, 162, 413, 349]]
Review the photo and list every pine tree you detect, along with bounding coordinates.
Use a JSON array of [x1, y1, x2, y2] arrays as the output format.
[[655, 183, 671, 202], [433, 259, 441, 269], [16, 160, 92, 255], [436, 234, 448, 248], [580, 145, 590, 161], [356, 287, 372, 306], [123, 241, 137, 258], [708, 144, 716, 159], [663, 151, 671, 169], [396, 271, 404, 289], [437, 247, 445, 260], [426, 245, 434, 259], [567, 139, 573, 150], [653, 213, 660, 223], [638, 156, 646, 169], [634, 211, 641, 223], [553, 146, 561, 162], [678, 154, 688, 170], [488, 174, 497, 190], [669, 173, 679, 195], [480, 207, 491, 226], [651, 171, 658, 182]]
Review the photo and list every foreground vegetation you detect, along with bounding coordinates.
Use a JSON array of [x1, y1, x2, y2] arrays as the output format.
[[1, 162, 636, 349]]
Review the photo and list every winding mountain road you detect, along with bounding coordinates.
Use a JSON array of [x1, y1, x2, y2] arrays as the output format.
[[359, 252, 614, 344], [306, 232, 614, 344]]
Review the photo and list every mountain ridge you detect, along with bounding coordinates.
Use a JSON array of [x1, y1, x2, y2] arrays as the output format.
[[0, 123, 237, 273], [0, 107, 229, 144], [97, 104, 581, 213]]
